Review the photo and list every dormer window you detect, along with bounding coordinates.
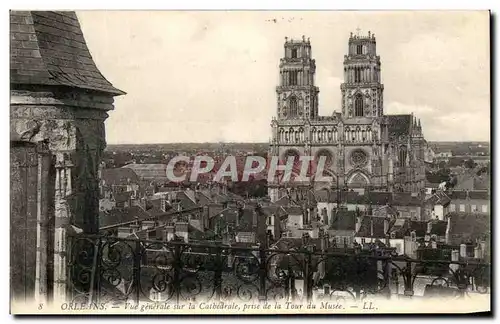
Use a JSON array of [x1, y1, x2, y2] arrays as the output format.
[[410, 231, 416, 241], [291, 48, 298, 58], [390, 232, 396, 239]]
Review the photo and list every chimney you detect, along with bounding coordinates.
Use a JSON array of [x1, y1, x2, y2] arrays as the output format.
[[355, 214, 363, 233], [449, 249, 460, 274], [460, 243, 467, 258], [236, 208, 242, 228], [445, 214, 452, 245], [370, 217, 374, 238], [165, 224, 175, 241], [202, 205, 209, 229], [480, 242, 486, 259], [227, 253, 235, 268], [383, 217, 390, 235], [252, 208, 258, 230], [302, 233, 310, 246], [160, 196, 166, 212], [323, 233, 330, 251], [175, 222, 189, 243], [474, 246, 481, 259]]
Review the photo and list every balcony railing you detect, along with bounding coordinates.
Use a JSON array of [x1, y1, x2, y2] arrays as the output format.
[[68, 234, 490, 305]]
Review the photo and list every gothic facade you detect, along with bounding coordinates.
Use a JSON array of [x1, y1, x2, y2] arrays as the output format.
[[269, 32, 427, 201]]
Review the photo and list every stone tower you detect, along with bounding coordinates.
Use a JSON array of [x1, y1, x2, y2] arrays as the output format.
[[269, 31, 428, 202], [276, 36, 319, 120], [341, 31, 384, 119], [10, 11, 124, 304]]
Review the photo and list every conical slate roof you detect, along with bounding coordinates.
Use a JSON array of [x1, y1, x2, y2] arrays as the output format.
[[10, 11, 125, 96]]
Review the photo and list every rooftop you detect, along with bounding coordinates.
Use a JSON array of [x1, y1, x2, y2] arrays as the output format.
[[10, 11, 124, 96]]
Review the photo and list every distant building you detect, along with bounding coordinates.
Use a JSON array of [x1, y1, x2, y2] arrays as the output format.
[[269, 32, 428, 201], [122, 163, 169, 182]]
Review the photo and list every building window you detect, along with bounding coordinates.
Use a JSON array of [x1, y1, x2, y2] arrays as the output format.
[[289, 97, 298, 117], [361, 238, 366, 244], [459, 204, 465, 212], [399, 146, 408, 167], [449, 204, 456, 212], [410, 231, 416, 241], [289, 71, 298, 86], [291, 48, 297, 58], [355, 67, 361, 83], [390, 232, 396, 239], [343, 237, 348, 247], [482, 205, 488, 213], [471, 204, 477, 212], [356, 44, 363, 54], [410, 211, 416, 219], [355, 94, 364, 117]]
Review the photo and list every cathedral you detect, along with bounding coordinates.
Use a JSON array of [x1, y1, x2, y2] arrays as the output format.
[[268, 32, 428, 202]]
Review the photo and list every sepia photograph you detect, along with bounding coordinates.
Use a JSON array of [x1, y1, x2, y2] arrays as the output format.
[[9, 9, 491, 315]]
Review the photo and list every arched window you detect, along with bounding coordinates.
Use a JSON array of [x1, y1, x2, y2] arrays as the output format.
[[399, 146, 408, 167], [355, 94, 364, 117], [289, 97, 298, 117], [356, 44, 363, 55]]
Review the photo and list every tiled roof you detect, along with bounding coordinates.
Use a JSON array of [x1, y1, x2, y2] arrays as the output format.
[[114, 191, 133, 203], [355, 216, 387, 238], [408, 220, 427, 237], [429, 220, 447, 236], [468, 190, 489, 200], [330, 210, 356, 231], [392, 192, 422, 206], [388, 218, 407, 239], [386, 115, 412, 138], [447, 212, 490, 245], [99, 206, 150, 228], [101, 168, 139, 186], [448, 191, 468, 200], [425, 191, 451, 206], [315, 190, 392, 205], [281, 206, 303, 215], [10, 11, 124, 95], [474, 176, 490, 190], [122, 164, 169, 180], [372, 205, 399, 218]]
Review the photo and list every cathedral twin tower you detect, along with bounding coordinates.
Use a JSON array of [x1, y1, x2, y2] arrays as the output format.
[[269, 32, 427, 201]]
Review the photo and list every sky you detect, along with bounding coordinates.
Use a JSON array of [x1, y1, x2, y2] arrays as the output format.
[[76, 11, 490, 144]]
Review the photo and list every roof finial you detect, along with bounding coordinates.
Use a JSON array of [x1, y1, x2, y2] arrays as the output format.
[[285, 36, 288, 42], [356, 27, 361, 37], [302, 35, 305, 42]]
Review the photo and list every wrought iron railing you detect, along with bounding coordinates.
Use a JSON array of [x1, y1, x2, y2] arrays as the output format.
[[68, 234, 490, 305]]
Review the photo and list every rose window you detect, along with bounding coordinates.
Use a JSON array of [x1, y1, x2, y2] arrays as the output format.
[[350, 149, 368, 167]]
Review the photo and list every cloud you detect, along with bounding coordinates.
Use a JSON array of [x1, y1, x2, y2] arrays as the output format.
[[77, 11, 490, 144]]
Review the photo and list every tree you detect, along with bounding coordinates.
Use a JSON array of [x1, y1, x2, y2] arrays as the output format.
[[464, 158, 476, 169], [448, 157, 464, 167]]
